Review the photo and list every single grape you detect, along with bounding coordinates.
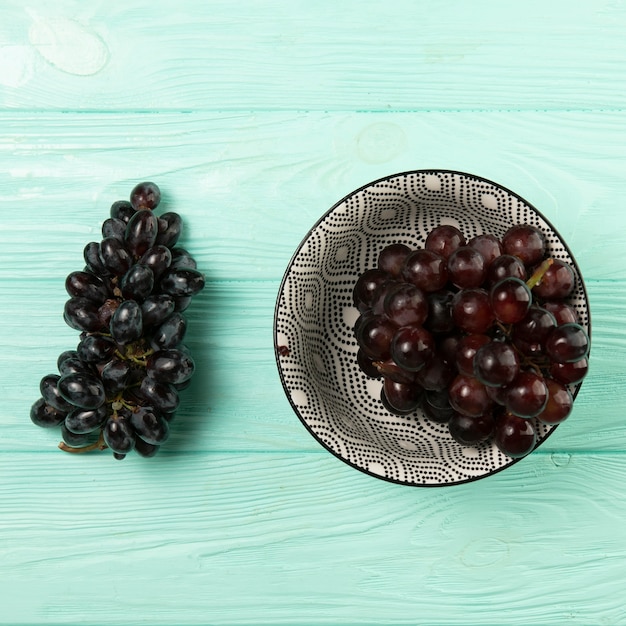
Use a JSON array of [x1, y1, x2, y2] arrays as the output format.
[[110, 200, 136, 223], [549, 357, 588, 385], [124, 208, 159, 258], [532, 259, 575, 300], [58, 356, 92, 377], [155, 212, 183, 248], [65, 270, 111, 304], [130, 181, 161, 210], [424, 224, 465, 259], [139, 245, 172, 280], [58, 372, 106, 410], [130, 406, 170, 445], [422, 400, 455, 424], [545, 323, 590, 363], [84, 241, 110, 277], [64, 297, 102, 332], [120, 264, 155, 302], [542, 301, 579, 326], [141, 294, 176, 327], [61, 424, 100, 448], [468, 234, 502, 268], [451, 288, 494, 334], [493, 412, 537, 458], [57, 350, 79, 370], [138, 377, 180, 413], [390, 325, 434, 372], [490, 277, 532, 324], [170, 247, 198, 270], [372, 358, 415, 384], [30, 397, 67, 428], [377, 243, 411, 276], [99, 237, 133, 276], [502, 224, 546, 266], [511, 306, 557, 357], [381, 378, 423, 414], [537, 378, 573, 425], [76, 335, 116, 365], [473, 341, 520, 387], [448, 412, 494, 446], [146, 349, 195, 385], [356, 349, 381, 378], [103, 415, 136, 455], [383, 282, 428, 327], [447, 246, 486, 289], [448, 374, 492, 418], [110, 299, 143, 345], [487, 254, 527, 286], [402, 249, 448, 292], [100, 359, 132, 396], [425, 388, 452, 410], [356, 314, 396, 361], [455, 334, 490, 376], [102, 217, 126, 241], [65, 405, 109, 434], [504, 371, 548, 418], [415, 351, 455, 391], [134, 437, 160, 457], [159, 268, 205, 297]]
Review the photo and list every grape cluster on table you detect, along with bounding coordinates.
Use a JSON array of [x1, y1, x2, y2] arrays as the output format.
[[30, 182, 205, 460], [353, 223, 589, 459]]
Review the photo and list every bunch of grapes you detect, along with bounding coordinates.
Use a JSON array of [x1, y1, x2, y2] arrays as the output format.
[[353, 223, 589, 459], [30, 182, 205, 460]]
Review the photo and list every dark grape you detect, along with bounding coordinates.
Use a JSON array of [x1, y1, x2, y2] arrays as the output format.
[[130, 407, 170, 445], [100, 359, 131, 396], [130, 181, 161, 211], [455, 334, 490, 376], [383, 282, 428, 327], [490, 277, 532, 324], [537, 379, 573, 425], [64, 297, 102, 332], [61, 424, 100, 448], [99, 237, 133, 276], [402, 249, 448, 292], [102, 217, 126, 241], [377, 243, 411, 276], [494, 412, 537, 458], [31, 398, 67, 428], [159, 268, 205, 297], [134, 437, 160, 457], [103, 415, 136, 455], [424, 224, 465, 259], [422, 400, 455, 424], [139, 245, 172, 280], [372, 358, 415, 384], [170, 247, 198, 270], [125, 208, 159, 258], [40, 373, 72, 412], [448, 374, 492, 418], [550, 357, 588, 385], [84, 241, 109, 276], [120, 263, 154, 301], [425, 289, 454, 334], [141, 294, 176, 327], [381, 378, 423, 414], [146, 349, 195, 385], [356, 349, 381, 379], [58, 373, 106, 410], [65, 405, 109, 434], [532, 259, 576, 300], [65, 271, 110, 304], [414, 351, 455, 391], [110, 200, 135, 223], [76, 335, 116, 364], [487, 254, 527, 286], [356, 314, 396, 361], [138, 377, 180, 413], [390, 325, 434, 372], [451, 288, 494, 334], [545, 323, 590, 363], [448, 412, 494, 446], [468, 234, 502, 268], [57, 350, 79, 370], [543, 301, 579, 326], [155, 212, 182, 248], [447, 246, 486, 289], [110, 299, 143, 345], [58, 356, 91, 377], [502, 224, 546, 266], [473, 341, 520, 387], [504, 371, 548, 418]]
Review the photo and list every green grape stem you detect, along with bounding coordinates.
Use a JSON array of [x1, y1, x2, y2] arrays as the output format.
[[526, 257, 554, 290]]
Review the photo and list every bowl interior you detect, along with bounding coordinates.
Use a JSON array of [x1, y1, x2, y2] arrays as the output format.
[[274, 170, 589, 486]]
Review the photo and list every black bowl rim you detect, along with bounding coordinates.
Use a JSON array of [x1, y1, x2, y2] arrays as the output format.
[[273, 169, 591, 487]]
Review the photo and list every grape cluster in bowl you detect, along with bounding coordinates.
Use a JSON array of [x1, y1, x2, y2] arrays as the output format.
[[30, 182, 205, 460], [353, 223, 589, 459]]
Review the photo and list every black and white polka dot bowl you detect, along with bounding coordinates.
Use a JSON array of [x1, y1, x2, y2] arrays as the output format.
[[274, 170, 590, 486]]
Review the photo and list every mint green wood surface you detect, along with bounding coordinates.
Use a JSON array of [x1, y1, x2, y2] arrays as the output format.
[[1, 1, 625, 624]]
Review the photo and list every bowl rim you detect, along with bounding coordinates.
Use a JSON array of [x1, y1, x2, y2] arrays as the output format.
[[273, 169, 591, 487]]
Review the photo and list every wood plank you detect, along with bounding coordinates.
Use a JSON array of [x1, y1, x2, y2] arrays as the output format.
[[1, 110, 625, 282], [1, 451, 625, 625], [1, 1, 625, 111]]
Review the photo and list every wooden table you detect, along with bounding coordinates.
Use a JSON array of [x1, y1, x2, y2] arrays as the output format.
[[1, 1, 624, 624]]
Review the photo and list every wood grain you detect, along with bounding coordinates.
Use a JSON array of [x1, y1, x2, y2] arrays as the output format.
[[2, 451, 625, 625], [1, 1, 625, 111]]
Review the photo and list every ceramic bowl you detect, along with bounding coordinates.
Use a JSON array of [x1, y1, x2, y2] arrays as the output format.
[[274, 170, 590, 486]]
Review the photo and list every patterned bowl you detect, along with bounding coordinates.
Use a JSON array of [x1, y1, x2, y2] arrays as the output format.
[[274, 170, 590, 486]]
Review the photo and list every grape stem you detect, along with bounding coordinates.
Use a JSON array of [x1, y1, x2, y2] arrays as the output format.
[[58, 430, 107, 454], [526, 257, 553, 290]]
